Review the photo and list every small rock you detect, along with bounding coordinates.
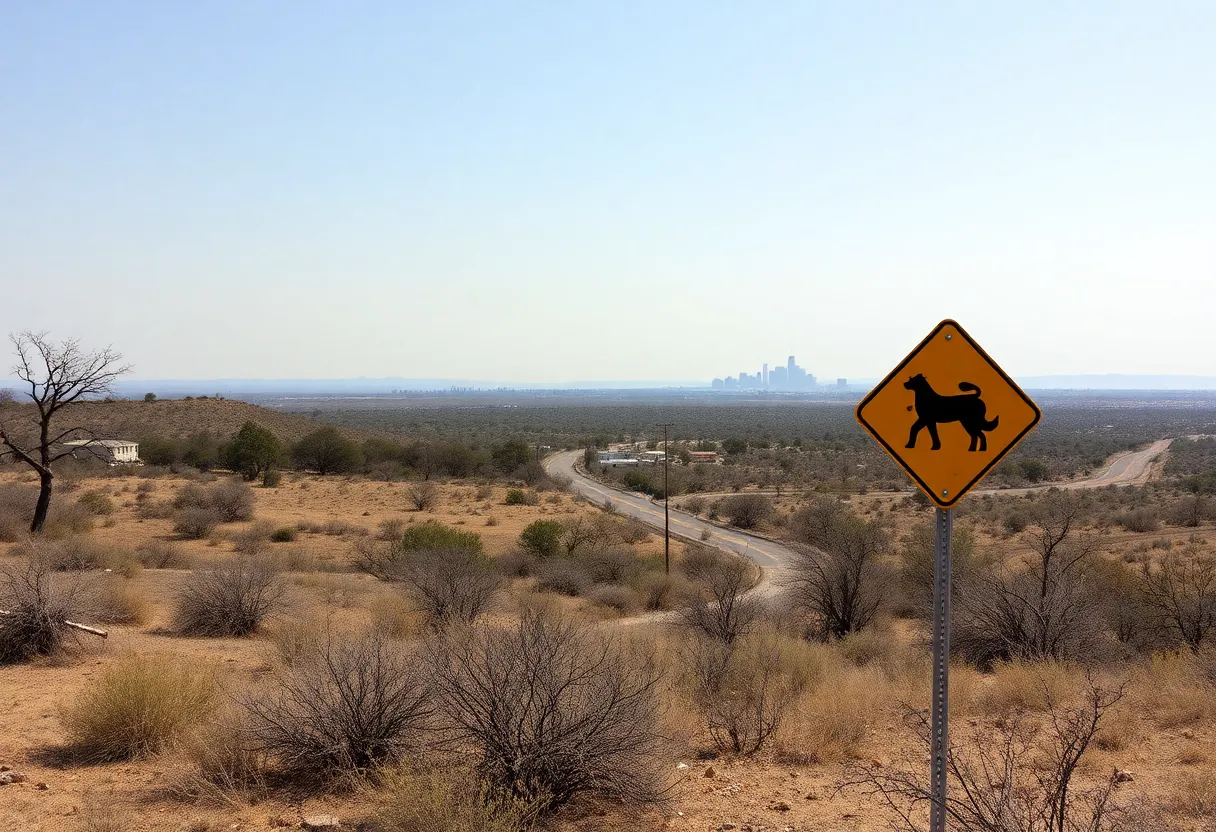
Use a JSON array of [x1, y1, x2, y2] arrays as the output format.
[[717, 825, 736, 831], [1114, 769, 1134, 783], [301, 817, 340, 830], [1182, 729, 1195, 739], [0, 765, 10, 772], [772, 801, 792, 812], [35, 782, 48, 790], [704, 766, 716, 778], [0, 772, 27, 785]]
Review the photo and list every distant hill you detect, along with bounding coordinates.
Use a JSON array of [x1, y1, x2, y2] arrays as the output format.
[[0, 398, 369, 445]]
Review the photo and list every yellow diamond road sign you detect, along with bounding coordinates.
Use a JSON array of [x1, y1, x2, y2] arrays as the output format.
[[855, 319, 1041, 509]]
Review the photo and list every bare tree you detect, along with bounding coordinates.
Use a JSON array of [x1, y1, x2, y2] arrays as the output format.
[[678, 546, 762, 644], [0, 332, 129, 533], [853, 676, 1127, 832], [427, 608, 664, 813], [1139, 547, 1216, 651], [786, 498, 892, 639]]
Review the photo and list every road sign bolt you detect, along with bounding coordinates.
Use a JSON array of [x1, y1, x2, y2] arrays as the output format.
[[942, 489, 949, 496], [945, 334, 952, 341]]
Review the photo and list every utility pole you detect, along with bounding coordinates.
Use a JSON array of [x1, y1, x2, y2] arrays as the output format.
[[656, 423, 674, 575]]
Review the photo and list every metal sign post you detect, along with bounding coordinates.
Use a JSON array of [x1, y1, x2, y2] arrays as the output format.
[[929, 507, 953, 832], [854, 320, 1043, 832]]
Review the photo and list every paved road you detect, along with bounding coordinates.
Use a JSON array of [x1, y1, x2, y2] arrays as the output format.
[[546, 438, 1173, 581], [545, 451, 796, 586], [977, 438, 1173, 496]]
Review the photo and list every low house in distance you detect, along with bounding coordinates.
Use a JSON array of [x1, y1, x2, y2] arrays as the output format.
[[638, 450, 666, 464], [689, 451, 719, 463], [597, 450, 640, 468], [59, 439, 141, 464]]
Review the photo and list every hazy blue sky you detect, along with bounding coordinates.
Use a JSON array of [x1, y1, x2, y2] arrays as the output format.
[[2, 2, 1213, 383]]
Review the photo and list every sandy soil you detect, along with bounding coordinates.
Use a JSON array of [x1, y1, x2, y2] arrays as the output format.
[[2, 472, 1214, 832]]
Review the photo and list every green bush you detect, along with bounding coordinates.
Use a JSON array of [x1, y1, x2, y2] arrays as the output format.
[[519, 520, 564, 558], [504, 488, 538, 506], [262, 469, 282, 488], [399, 520, 483, 554], [270, 526, 297, 543]]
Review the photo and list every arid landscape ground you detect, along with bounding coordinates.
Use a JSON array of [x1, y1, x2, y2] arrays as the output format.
[[2, 398, 1215, 832]]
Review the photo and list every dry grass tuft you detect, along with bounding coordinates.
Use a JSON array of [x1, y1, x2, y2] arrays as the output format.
[[372, 764, 538, 832], [978, 660, 1084, 717], [61, 654, 218, 761], [772, 663, 887, 764], [1171, 769, 1216, 819], [90, 575, 150, 625], [1132, 651, 1213, 729]]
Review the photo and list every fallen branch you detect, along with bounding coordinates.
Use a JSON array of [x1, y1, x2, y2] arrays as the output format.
[[0, 609, 108, 638]]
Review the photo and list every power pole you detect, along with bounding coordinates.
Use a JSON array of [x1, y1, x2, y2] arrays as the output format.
[[656, 423, 674, 575]]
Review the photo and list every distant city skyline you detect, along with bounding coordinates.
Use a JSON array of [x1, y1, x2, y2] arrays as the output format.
[[711, 355, 832, 391]]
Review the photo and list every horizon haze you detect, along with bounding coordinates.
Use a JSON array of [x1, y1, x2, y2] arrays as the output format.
[[3, 3, 1214, 380]]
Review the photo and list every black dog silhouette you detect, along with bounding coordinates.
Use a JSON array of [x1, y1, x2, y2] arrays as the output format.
[[903, 374, 999, 451]]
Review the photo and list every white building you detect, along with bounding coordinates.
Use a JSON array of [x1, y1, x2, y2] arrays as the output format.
[[59, 439, 141, 464], [639, 450, 666, 464]]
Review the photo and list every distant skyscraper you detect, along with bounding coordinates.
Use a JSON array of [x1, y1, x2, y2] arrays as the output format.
[[837, 378, 848, 389], [787, 355, 795, 373], [762, 363, 768, 385]]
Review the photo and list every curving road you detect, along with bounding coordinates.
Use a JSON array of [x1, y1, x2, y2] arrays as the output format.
[[976, 438, 1172, 496], [545, 451, 795, 587], [546, 438, 1174, 580]]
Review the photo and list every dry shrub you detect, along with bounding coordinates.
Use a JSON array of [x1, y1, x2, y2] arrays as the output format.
[[11, 535, 138, 574], [172, 558, 284, 636], [0, 482, 37, 541], [175, 707, 269, 806], [836, 625, 899, 667], [43, 500, 96, 538], [587, 583, 637, 614], [978, 660, 1084, 717], [241, 630, 433, 777], [428, 608, 664, 812], [174, 506, 223, 540], [373, 764, 538, 832], [368, 591, 424, 639], [409, 482, 440, 511], [176, 479, 255, 522], [0, 554, 93, 663], [90, 575, 150, 625], [684, 630, 813, 754], [1132, 651, 1213, 728], [232, 522, 273, 555], [77, 490, 115, 516], [266, 617, 324, 668], [535, 559, 591, 597], [136, 539, 193, 569], [61, 654, 218, 761], [773, 663, 886, 764]]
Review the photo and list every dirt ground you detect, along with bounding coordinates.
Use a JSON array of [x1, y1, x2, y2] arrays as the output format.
[[2, 472, 1214, 831]]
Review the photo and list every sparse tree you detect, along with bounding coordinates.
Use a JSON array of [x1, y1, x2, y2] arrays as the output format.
[[787, 498, 892, 639], [719, 493, 773, 529], [143, 392, 157, 402], [1139, 547, 1216, 651], [292, 426, 362, 475], [221, 422, 283, 481], [953, 492, 1106, 668], [679, 546, 762, 644], [0, 332, 129, 532]]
